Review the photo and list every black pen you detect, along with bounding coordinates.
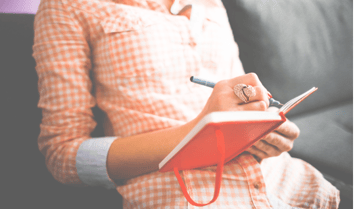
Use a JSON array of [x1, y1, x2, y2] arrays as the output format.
[[190, 76, 283, 107]]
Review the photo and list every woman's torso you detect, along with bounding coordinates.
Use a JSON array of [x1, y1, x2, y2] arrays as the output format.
[[61, 0, 245, 137]]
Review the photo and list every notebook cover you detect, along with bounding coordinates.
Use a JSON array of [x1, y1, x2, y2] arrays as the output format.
[[159, 113, 286, 172]]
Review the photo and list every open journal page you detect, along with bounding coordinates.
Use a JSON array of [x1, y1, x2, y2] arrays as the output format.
[[279, 87, 318, 114]]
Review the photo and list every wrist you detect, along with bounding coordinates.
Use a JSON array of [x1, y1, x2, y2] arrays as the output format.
[[106, 117, 202, 180]]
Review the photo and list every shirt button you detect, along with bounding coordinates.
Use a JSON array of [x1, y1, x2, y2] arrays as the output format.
[[254, 182, 262, 190]]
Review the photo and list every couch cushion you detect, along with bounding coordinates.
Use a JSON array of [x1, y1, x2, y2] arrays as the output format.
[[288, 101, 353, 185], [222, 0, 353, 116], [0, 13, 122, 209]]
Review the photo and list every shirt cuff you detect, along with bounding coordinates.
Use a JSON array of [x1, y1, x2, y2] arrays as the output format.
[[76, 137, 117, 189]]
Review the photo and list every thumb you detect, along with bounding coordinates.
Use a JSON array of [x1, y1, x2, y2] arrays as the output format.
[[267, 106, 279, 112]]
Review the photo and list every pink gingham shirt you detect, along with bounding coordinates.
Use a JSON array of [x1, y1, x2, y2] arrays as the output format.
[[33, 0, 340, 208]]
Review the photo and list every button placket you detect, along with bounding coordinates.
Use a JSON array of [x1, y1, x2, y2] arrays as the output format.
[[236, 154, 272, 208], [253, 181, 262, 190]]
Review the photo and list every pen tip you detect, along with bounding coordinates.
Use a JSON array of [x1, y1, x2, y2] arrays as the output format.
[[190, 76, 194, 82]]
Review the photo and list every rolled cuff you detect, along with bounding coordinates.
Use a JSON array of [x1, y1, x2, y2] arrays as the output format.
[[76, 137, 117, 189]]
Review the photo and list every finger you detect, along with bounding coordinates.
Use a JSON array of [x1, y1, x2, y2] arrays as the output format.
[[246, 145, 268, 160], [229, 73, 264, 88], [247, 86, 269, 107], [274, 120, 300, 140], [263, 132, 294, 152], [267, 106, 280, 112], [252, 140, 282, 157], [231, 86, 269, 107], [236, 100, 268, 111]]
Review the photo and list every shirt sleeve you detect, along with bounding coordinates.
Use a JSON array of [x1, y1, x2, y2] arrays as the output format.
[[76, 137, 117, 189], [33, 0, 115, 188]]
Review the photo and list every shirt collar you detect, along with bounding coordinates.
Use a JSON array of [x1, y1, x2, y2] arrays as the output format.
[[112, 0, 172, 14]]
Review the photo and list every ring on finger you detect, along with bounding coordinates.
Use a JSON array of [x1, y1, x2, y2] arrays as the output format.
[[233, 84, 256, 103]]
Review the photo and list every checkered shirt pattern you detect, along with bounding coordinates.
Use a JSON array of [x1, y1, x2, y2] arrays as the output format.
[[33, 0, 340, 208]]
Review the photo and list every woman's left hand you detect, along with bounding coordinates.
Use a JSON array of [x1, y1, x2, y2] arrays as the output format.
[[245, 107, 300, 161]]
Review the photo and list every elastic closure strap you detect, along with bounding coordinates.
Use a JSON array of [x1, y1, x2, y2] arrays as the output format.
[[174, 127, 225, 206]]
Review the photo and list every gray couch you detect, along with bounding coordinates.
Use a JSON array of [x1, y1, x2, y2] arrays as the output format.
[[222, 0, 353, 207], [1, 0, 352, 208]]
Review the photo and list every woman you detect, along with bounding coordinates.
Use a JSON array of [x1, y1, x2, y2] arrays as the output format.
[[33, 0, 339, 208]]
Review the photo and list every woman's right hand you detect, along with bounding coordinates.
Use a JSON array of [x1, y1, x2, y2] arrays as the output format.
[[197, 73, 270, 120], [107, 73, 270, 180]]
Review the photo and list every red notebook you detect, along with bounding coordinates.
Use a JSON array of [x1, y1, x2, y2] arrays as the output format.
[[159, 87, 318, 206]]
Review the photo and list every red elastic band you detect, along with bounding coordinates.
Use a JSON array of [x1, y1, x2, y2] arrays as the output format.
[[174, 127, 225, 206]]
